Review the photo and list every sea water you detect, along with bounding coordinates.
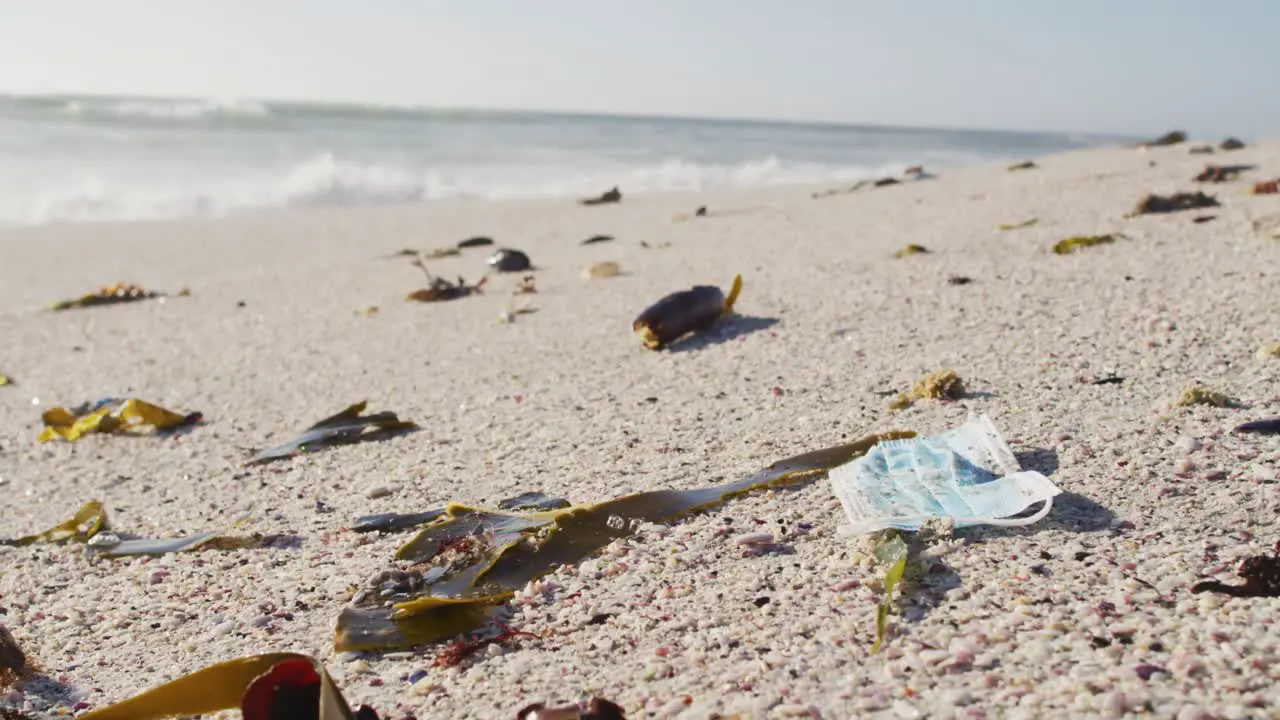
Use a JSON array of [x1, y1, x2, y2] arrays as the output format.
[[0, 94, 1129, 226]]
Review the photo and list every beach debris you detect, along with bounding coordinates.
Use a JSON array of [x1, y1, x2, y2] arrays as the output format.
[[946, 275, 974, 286], [332, 429, 914, 652], [632, 274, 744, 350], [695, 206, 707, 217], [405, 253, 487, 302], [1194, 164, 1255, 182], [831, 414, 1061, 536], [1257, 341, 1280, 361], [50, 282, 165, 311], [0, 626, 25, 677], [1007, 160, 1037, 171], [835, 416, 1060, 651], [247, 402, 417, 465], [1235, 418, 1280, 435], [1080, 373, 1125, 385], [1253, 179, 1280, 195], [583, 261, 621, 279], [997, 218, 1039, 231], [1052, 234, 1118, 255], [888, 369, 965, 409], [1221, 137, 1246, 151], [76, 653, 367, 720], [497, 492, 571, 512], [0, 373, 11, 386], [639, 240, 673, 249], [513, 275, 538, 294], [1138, 130, 1186, 147], [457, 236, 494, 248], [1190, 542, 1280, 598], [1192, 215, 1216, 224], [580, 187, 621, 206], [497, 297, 537, 324], [2, 500, 106, 546], [351, 509, 448, 534], [581, 235, 614, 245], [517, 698, 627, 720], [1175, 384, 1237, 408], [1188, 145, 1215, 155], [1130, 191, 1219, 216], [38, 397, 201, 443], [892, 244, 931, 258], [406, 276, 486, 302], [423, 247, 461, 259], [871, 530, 910, 653], [1, 499, 238, 557], [488, 248, 533, 273]]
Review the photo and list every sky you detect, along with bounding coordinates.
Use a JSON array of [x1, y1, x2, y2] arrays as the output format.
[[0, 0, 1276, 136]]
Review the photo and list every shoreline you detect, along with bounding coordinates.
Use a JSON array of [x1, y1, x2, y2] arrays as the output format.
[[1, 138, 1278, 719]]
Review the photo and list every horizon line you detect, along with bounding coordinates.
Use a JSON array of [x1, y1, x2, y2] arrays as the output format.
[[0, 87, 1144, 141]]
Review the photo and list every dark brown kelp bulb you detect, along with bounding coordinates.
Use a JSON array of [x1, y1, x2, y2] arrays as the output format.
[[633, 274, 743, 350], [488, 249, 532, 273]]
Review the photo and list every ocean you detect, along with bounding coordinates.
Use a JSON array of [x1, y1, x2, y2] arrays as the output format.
[[0, 94, 1131, 227]]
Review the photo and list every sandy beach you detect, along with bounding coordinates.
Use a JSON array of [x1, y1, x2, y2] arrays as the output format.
[[2, 139, 1279, 719]]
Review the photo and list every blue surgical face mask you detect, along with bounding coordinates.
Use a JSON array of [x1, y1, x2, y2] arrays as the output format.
[[830, 414, 1061, 535]]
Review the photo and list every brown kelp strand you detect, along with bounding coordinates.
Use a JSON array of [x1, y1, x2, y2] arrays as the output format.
[[1129, 191, 1218, 216], [333, 430, 914, 653], [632, 274, 744, 350], [77, 653, 364, 720], [1235, 418, 1280, 435], [1052, 235, 1118, 255], [247, 402, 417, 465], [50, 282, 166, 311]]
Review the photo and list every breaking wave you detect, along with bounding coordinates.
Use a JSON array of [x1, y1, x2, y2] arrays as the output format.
[[1, 153, 911, 226]]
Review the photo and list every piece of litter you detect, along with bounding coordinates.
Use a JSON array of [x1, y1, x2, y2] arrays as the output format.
[[830, 414, 1062, 535]]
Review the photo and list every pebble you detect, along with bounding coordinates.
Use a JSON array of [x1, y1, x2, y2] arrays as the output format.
[[1175, 437, 1202, 454], [366, 486, 395, 499], [87, 532, 122, 549], [734, 532, 775, 546], [1175, 457, 1196, 474]]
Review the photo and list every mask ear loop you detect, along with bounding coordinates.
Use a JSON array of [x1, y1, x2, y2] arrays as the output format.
[[976, 496, 1055, 527]]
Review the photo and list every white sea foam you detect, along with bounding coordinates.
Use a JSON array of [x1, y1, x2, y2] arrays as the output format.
[[1, 153, 910, 225]]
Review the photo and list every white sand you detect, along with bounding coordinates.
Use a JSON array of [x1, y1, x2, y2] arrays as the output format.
[[1, 140, 1279, 719]]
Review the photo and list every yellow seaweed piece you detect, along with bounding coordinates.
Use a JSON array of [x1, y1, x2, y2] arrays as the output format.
[[1257, 342, 1280, 361], [997, 218, 1038, 231], [724, 274, 744, 313], [334, 430, 915, 652], [890, 369, 966, 409], [1052, 234, 1117, 255], [893, 244, 931, 258], [77, 653, 354, 720], [1175, 384, 1237, 408], [0, 374, 11, 386], [38, 398, 190, 443], [5, 501, 107, 547]]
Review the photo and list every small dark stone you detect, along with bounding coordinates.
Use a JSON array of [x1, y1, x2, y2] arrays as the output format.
[[457, 236, 494, 248], [1039, 551, 1053, 560], [1220, 137, 1246, 151], [947, 275, 974, 286], [753, 596, 771, 607], [587, 613, 613, 626], [1030, 564, 1052, 577], [236, 300, 247, 308], [488, 249, 532, 273], [1192, 215, 1216, 224], [1149, 641, 1165, 653], [1134, 663, 1166, 681], [695, 206, 708, 217], [1073, 551, 1091, 562], [1090, 636, 1111, 649]]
